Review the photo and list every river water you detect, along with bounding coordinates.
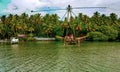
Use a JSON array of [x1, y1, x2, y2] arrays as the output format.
[[0, 41, 120, 72]]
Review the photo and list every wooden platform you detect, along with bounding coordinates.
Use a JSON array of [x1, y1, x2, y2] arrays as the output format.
[[63, 35, 88, 45]]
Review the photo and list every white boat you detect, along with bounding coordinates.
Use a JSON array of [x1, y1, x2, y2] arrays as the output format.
[[11, 37, 19, 44]]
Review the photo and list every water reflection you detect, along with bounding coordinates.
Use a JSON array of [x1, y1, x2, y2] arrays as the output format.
[[11, 44, 18, 49]]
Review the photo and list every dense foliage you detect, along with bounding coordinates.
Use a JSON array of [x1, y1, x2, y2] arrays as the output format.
[[0, 12, 120, 41]]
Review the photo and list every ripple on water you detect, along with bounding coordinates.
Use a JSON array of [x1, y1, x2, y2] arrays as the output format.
[[0, 41, 120, 72]]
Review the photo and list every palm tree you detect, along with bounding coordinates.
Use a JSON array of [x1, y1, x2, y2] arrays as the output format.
[[0, 15, 6, 24]]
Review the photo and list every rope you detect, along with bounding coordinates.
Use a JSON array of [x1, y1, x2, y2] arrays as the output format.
[[61, 11, 67, 20]]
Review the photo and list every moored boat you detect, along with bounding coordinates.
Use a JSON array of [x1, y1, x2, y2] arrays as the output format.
[[11, 37, 19, 44]]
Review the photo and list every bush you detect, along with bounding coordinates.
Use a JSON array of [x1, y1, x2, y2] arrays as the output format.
[[87, 31, 109, 41], [27, 33, 35, 41], [98, 26, 118, 40]]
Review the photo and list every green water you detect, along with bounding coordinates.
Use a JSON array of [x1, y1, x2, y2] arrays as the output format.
[[0, 41, 120, 72]]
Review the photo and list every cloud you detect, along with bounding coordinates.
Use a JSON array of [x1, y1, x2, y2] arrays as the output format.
[[2, 0, 120, 17], [98, 0, 120, 17], [3, 0, 47, 14]]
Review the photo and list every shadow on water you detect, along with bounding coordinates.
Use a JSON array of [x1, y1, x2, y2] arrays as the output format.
[[0, 41, 120, 72]]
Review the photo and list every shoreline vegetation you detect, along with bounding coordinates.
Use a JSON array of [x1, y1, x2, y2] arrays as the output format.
[[0, 12, 120, 42]]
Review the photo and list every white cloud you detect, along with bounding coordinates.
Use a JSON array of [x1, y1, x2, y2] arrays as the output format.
[[3, 0, 120, 17], [3, 0, 47, 14]]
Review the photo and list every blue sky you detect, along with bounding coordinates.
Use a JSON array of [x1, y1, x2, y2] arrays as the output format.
[[0, 0, 120, 17]]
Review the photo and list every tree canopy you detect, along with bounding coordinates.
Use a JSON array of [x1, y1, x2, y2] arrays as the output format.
[[0, 12, 120, 41]]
